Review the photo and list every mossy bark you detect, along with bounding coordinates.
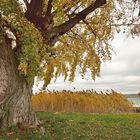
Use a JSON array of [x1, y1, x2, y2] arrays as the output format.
[[0, 39, 38, 129]]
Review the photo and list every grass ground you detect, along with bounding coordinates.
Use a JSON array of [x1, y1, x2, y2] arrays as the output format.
[[0, 112, 140, 140]]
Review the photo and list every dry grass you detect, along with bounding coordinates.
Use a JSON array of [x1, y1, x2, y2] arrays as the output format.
[[32, 90, 133, 113]]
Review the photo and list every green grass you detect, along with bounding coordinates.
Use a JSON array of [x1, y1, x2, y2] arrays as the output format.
[[0, 112, 140, 140]]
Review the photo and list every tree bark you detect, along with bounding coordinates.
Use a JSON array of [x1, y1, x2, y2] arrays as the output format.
[[0, 38, 38, 129]]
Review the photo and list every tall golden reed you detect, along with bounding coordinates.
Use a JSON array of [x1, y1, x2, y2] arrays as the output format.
[[32, 90, 133, 113]]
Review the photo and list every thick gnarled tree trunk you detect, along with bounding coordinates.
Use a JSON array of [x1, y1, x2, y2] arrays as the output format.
[[0, 39, 38, 129]]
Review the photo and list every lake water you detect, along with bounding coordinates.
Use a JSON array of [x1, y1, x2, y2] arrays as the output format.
[[127, 97, 140, 107]]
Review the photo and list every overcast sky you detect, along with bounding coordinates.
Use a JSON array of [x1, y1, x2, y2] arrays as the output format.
[[33, 34, 140, 94]]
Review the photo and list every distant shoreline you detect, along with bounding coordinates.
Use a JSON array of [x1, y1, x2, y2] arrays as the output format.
[[125, 94, 140, 107]]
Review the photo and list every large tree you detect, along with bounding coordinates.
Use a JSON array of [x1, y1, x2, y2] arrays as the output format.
[[0, 0, 139, 128]]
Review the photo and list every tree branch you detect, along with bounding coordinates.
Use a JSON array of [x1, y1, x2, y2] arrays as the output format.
[[25, 0, 44, 25], [26, 0, 44, 15], [43, 0, 54, 28], [82, 19, 97, 39], [23, 0, 29, 8], [52, 0, 106, 37], [24, 0, 106, 46], [45, 0, 53, 17], [1, 16, 22, 55]]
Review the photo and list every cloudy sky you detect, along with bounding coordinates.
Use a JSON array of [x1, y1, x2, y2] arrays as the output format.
[[33, 34, 140, 94]]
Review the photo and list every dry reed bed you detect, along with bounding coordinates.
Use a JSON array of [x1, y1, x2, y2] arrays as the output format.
[[32, 90, 133, 113]]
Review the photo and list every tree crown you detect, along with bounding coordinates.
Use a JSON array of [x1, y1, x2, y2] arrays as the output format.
[[0, 0, 139, 87]]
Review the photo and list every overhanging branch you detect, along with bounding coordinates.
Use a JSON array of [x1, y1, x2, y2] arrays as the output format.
[[52, 0, 106, 36], [24, 0, 106, 46]]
